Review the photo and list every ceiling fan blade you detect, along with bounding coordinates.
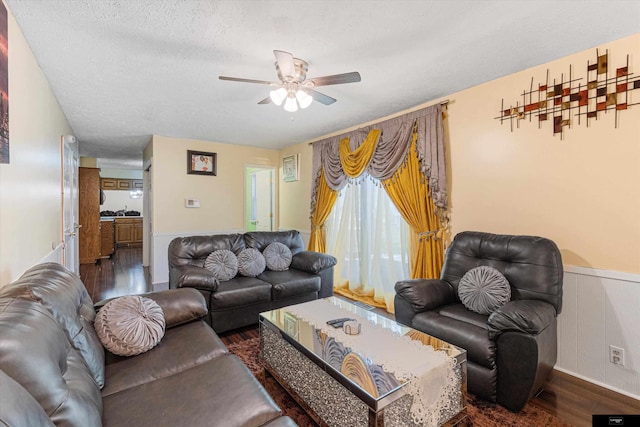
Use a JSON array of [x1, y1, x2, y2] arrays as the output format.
[[302, 88, 336, 105], [219, 76, 275, 85], [258, 96, 272, 105], [307, 71, 361, 87], [273, 50, 296, 80]]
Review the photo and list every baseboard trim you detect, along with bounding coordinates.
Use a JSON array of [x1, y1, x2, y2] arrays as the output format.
[[554, 366, 640, 401]]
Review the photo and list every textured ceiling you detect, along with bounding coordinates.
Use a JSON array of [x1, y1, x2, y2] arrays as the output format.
[[7, 0, 640, 168]]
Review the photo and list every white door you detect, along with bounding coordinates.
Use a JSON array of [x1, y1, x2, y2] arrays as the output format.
[[254, 169, 273, 231], [61, 135, 80, 273]]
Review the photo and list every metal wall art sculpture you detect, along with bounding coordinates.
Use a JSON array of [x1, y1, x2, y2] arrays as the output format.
[[497, 50, 640, 138]]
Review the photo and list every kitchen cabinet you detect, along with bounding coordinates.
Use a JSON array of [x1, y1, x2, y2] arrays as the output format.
[[79, 167, 101, 264], [101, 178, 143, 191], [100, 178, 117, 190], [115, 217, 143, 247], [100, 220, 115, 258]]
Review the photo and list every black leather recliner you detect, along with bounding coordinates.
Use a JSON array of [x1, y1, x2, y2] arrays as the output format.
[[394, 231, 563, 411]]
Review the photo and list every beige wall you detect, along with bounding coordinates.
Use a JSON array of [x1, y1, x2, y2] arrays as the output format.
[[278, 141, 313, 232], [446, 33, 639, 273], [151, 135, 279, 233], [0, 2, 73, 286], [283, 33, 640, 274]]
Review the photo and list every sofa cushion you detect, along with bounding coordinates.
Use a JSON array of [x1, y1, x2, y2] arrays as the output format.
[[102, 321, 228, 396], [102, 355, 282, 427], [458, 266, 511, 315], [210, 276, 272, 310], [0, 369, 56, 427], [96, 296, 166, 357], [0, 298, 102, 425], [263, 242, 292, 271], [258, 269, 321, 300], [238, 248, 266, 277], [204, 249, 239, 281], [0, 262, 106, 388]]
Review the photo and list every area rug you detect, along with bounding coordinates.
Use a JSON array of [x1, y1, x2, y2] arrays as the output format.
[[227, 337, 573, 427]]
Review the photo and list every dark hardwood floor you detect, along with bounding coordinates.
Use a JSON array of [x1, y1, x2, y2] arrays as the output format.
[[82, 247, 640, 427], [80, 247, 152, 302]]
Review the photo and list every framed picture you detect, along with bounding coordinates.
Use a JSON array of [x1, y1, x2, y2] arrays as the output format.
[[282, 154, 299, 182], [187, 150, 217, 175]]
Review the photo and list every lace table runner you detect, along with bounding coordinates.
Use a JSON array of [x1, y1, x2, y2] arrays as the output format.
[[285, 299, 460, 426]]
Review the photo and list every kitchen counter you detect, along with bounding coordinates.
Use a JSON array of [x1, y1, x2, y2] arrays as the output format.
[[100, 216, 142, 221]]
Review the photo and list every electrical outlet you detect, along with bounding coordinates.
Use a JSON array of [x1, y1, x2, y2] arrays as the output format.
[[609, 345, 625, 366]]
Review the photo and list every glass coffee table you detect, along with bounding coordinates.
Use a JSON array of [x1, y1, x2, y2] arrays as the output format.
[[259, 297, 467, 427]]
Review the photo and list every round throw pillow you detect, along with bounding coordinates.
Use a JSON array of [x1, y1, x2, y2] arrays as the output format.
[[237, 248, 266, 277], [458, 266, 511, 315], [95, 296, 165, 356], [204, 249, 238, 281], [263, 242, 292, 271]]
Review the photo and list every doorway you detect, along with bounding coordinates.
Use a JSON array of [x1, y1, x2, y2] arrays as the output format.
[[61, 135, 79, 273], [245, 166, 275, 232]]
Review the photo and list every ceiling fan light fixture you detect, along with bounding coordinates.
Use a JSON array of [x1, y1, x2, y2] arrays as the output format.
[[296, 90, 313, 109], [284, 95, 298, 112], [269, 87, 287, 106]]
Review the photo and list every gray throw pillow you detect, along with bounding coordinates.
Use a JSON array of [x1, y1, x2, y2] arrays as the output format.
[[263, 242, 292, 271], [204, 249, 238, 281], [237, 248, 266, 277], [95, 296, 165, 356], [458, 266, 511, 315]]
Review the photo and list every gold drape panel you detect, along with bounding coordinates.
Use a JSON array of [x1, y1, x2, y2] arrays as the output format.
[[308, 168, 338, 253], [382, 132, 444, 279], [339, 129, 381, 177]]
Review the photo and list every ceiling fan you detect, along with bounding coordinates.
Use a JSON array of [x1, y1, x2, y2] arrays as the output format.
[[219, 50, 361, 112]]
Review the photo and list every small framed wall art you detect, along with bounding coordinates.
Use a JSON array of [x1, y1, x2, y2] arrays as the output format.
[[187, 150, 217, 176], [282, 153, 299, 182]]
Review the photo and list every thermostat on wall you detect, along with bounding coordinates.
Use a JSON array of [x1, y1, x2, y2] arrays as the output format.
[[185, 198, 200, 208]]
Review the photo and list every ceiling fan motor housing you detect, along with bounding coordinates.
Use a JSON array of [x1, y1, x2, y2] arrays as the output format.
[[276, 58, 309, 83]]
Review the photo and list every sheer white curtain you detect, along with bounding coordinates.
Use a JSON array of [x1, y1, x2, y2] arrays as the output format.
[[325, 177, 410, 309]]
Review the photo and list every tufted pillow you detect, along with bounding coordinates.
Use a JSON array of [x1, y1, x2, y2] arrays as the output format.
[[263, 242, 292, 271], [237, 248, 266, 277], [458, 266, 511, 315], [204, 249, 238, 281], [95, 296, 165, 356]]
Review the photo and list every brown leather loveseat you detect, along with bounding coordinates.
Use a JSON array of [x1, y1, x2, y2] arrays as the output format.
[[169, 230, 337, 333], [0, 262, 296, 427]]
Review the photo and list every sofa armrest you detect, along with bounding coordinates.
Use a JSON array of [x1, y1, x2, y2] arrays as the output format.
[[394, 279, 455, 312], [172, 265, 218, 292], [95, 288, 208, 329], [487, 300, 557, 340], [290, 251, 337, 274], [142, 288, 208, 328]]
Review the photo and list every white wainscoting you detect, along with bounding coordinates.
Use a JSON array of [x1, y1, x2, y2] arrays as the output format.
[[39, 243, 64, 265], [557, 265, 640, 399]]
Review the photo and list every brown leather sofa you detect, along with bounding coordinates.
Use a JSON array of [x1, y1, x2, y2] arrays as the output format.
[[394, 231, 563, 412], [169, 230, 337, 333], [0, 262, 297, 427]]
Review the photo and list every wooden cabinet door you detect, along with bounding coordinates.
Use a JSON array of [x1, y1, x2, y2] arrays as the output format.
[[79, 168, 100, 264], [134, 220, 144, 242], [115, 221, 133, 244], [100, 220, 115, 257], [100, 178, 117, 190], [116, 179, 131, 190]]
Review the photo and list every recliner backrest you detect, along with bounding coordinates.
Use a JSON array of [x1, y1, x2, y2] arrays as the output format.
[[441, 231, 563, 314]]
